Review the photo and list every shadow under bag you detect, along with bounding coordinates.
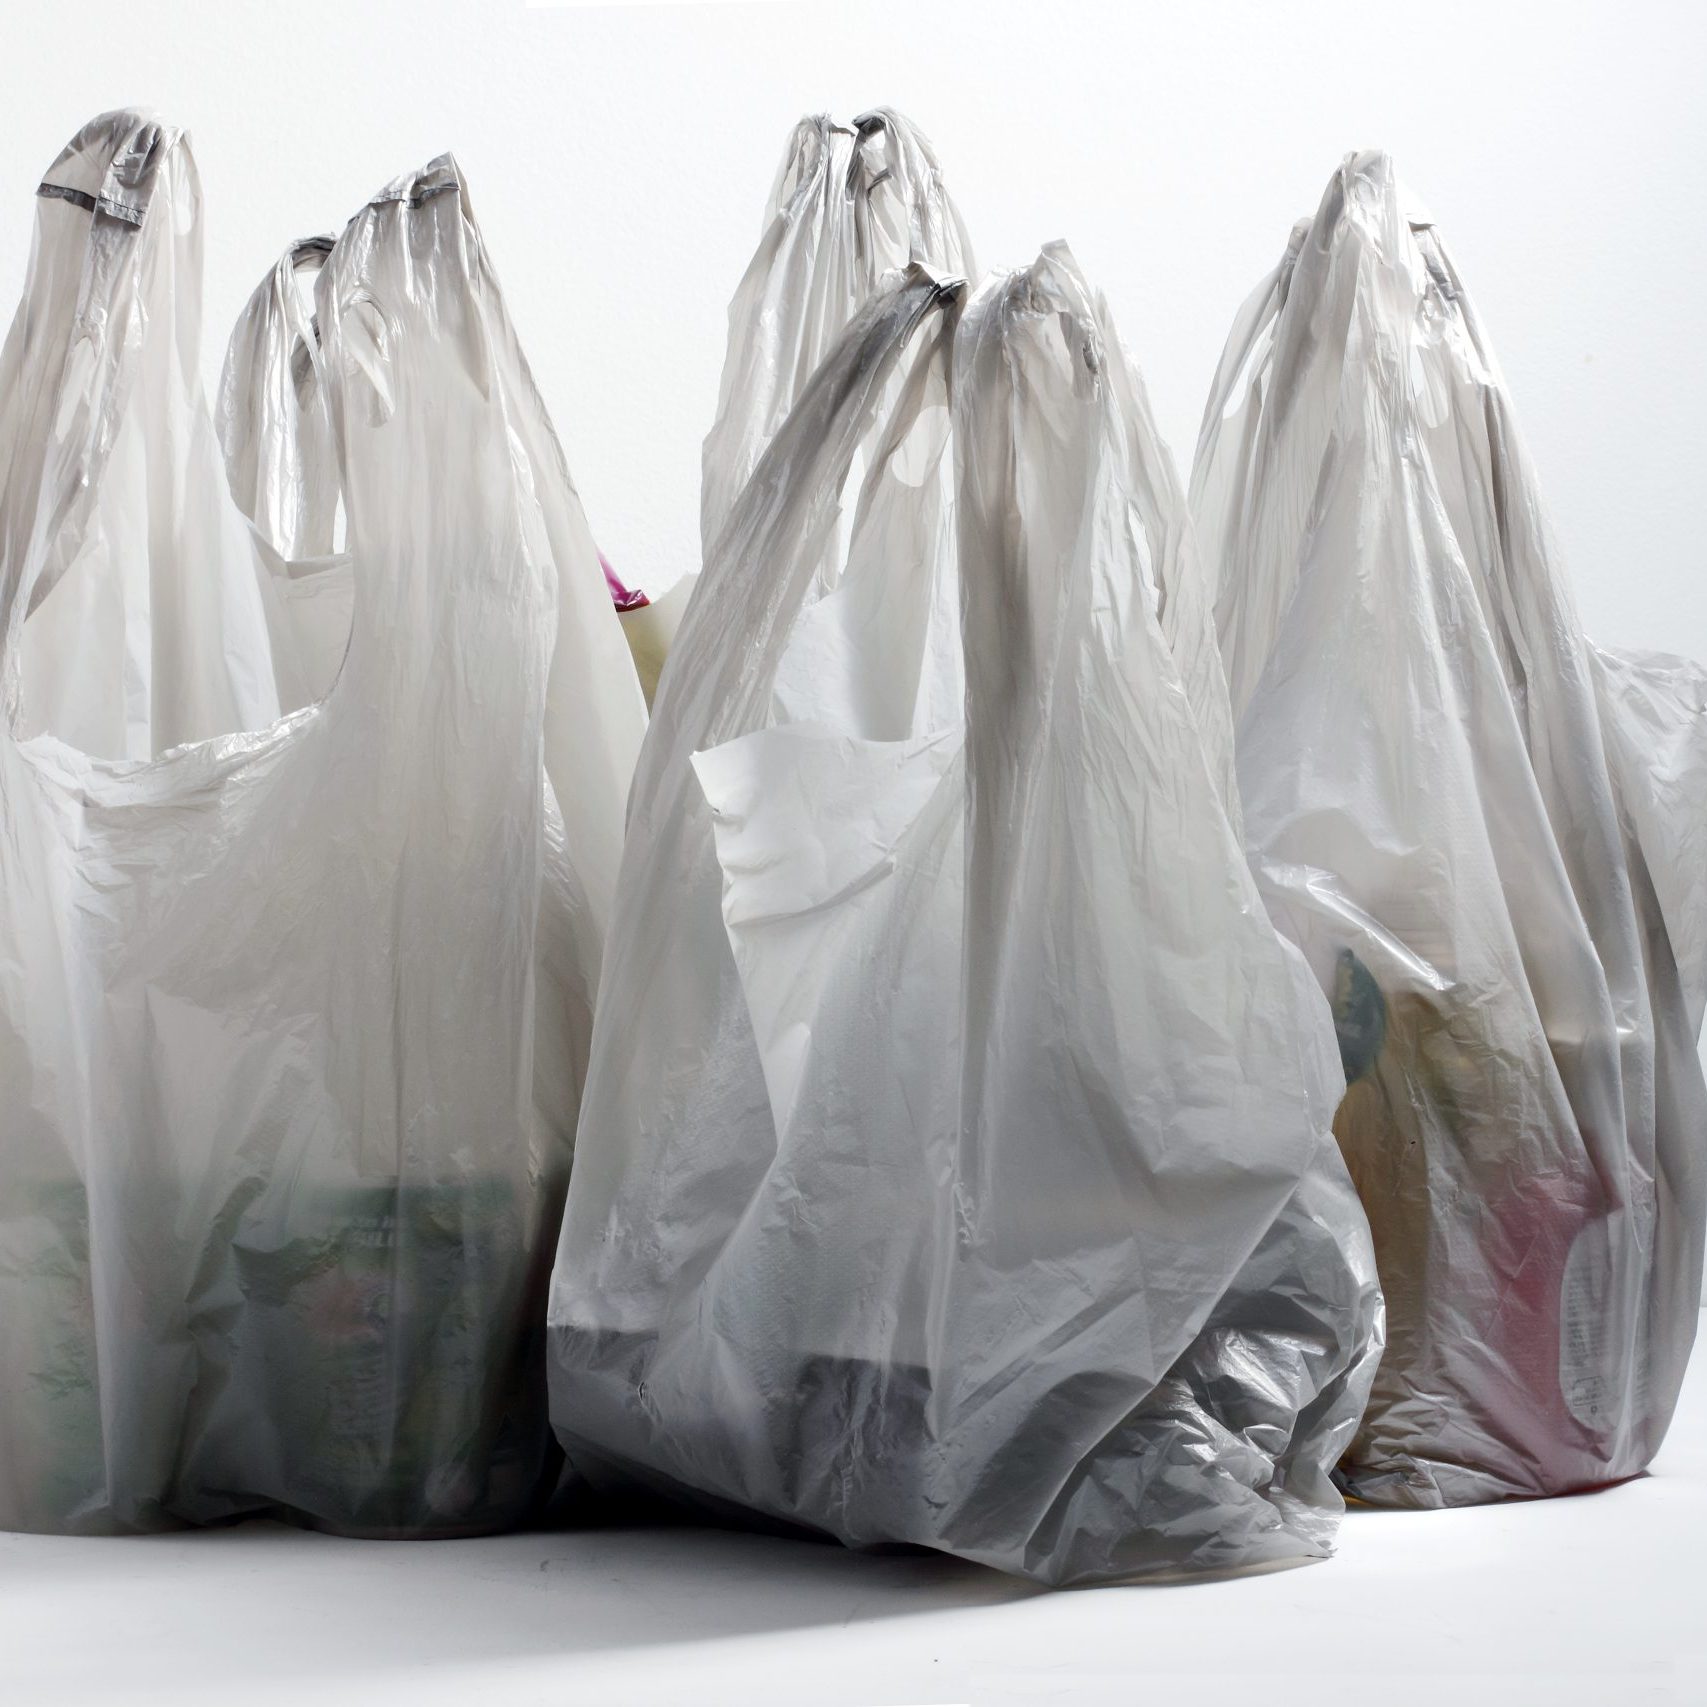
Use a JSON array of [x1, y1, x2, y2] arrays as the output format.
[[549, 252, 1381, 1585], [0, 121, 586, 1536], [1191, 152, 1707, 1506]]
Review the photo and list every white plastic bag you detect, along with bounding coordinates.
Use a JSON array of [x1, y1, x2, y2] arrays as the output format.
[[549, 253, 1380, 1585], [0, 138, 595, 1535], [0, 112, 282, 759], [1191, 152, 1707, 1506]]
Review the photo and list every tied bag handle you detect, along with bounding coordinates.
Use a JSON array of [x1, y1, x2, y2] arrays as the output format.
[[217, 234, 343, 568], [698, 113, 866, 556], [769, 112, 848, 222], [309, 157, 551, 716], [217, 234, 354, 713], [701, 111, 974, 561], [847, 109, 974, 283], [638, 265, 964, 829], [0, 111, 183, 699]]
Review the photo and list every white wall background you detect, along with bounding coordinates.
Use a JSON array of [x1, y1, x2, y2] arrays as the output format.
[[2, 0, 1703, 663]]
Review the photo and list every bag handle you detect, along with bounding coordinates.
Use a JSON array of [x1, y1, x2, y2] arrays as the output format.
[[701, 112, 973, 556], [952, 243, 1323, 1250], [639, 266, 962, 824], [1079, 252, 1242, 808], [847, 109, 973, 279], [218, 235, 342, 570], [0, 110, 184, 667], [309, 157, 554, 711]]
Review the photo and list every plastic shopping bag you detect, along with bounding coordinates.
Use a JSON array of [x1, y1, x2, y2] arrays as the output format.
[[0, 131, 599, 1536], [0, 112, 283, 759], [1191, 152, 1707, 1506], [548, 253, 1380, 1585]]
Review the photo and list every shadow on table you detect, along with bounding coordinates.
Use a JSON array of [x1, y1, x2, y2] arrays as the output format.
[[0, 1492, 1038, 1677]]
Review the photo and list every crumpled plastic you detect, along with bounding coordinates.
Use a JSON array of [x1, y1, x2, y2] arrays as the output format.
[[0, 114, 632, 1536], [1191, 151, 1707, 1506], [548, 248, 1381, 1586]]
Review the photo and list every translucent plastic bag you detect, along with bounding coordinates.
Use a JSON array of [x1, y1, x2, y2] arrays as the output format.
[[549, 253, 1380, 1585], [1191, 152, 1707, 1506], [0, 142, 598, 1536], [0, 112, 283, 759]]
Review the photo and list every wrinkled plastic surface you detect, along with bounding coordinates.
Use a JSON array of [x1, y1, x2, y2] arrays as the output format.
[[0, 116, 626, 1536], [217, 210, 647, 1159], [549, 250, 1381, 1585], [218, 217, 646, 934], [611, 109, 973, 715], [700, 107, 973, 557], [1191, 152, 1707, 1505], [0, 113, 282, 759]]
